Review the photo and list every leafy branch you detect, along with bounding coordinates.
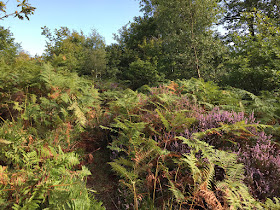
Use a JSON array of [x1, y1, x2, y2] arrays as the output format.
[[0, 0, 36, 20]]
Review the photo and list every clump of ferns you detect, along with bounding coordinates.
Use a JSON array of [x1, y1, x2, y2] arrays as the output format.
[[0, 121, 96, 209], [108, 118, 214, 209], [107, 117, 180, 209], [166, 157, 224, 209], [151, 103, 280, 202], [144, 119, 277, 209], [166, 133, 258, 209], [109, 140, 167, 209], [105, 82, 280, 208]]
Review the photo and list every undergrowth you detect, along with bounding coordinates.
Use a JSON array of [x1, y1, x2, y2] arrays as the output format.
[[100, 79, 280, 209], [0, 62, 104, 209], [1, 58, 280, 209]]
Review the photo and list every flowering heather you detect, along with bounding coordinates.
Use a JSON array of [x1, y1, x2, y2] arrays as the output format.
[[142, 90, 280, 200], [195, 107, 256, 130], [180, 108, 280, 200], [106, 83, 280, 204], [238, 132, 280, 199]]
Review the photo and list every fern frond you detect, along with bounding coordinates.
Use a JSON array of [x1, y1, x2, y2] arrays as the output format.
[[202, 163, 215, 190], [155, 109, 170, 131], [168, 181, 185, 203], [264, 197, 280, 209], [68, 102, 87, 127], [196, 182, 223, 210], [181, 153, 202, 185], [109, 162, 137, 181]]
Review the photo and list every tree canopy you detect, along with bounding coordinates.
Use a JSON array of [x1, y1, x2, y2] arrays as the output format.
[[0, 26, 19, 63], [42, 26, 106, 78]]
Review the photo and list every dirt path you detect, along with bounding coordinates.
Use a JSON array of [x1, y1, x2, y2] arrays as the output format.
[[79, 129, 120, 209], [87, 146, 120, 209]]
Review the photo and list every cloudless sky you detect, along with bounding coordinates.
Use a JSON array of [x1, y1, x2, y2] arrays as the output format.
[[1, 0, 142, 56]]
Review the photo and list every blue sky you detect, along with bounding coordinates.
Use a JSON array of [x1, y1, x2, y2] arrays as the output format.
[[0, 0, 142, 56]]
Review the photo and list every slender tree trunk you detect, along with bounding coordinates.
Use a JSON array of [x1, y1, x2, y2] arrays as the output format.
[[248, 16, 255, 37], [189, 0, 201, 78]]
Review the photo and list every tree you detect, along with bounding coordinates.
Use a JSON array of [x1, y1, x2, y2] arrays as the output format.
[[222, 0, 280, 37], [114, 15, 161, 66], [0, 0, 35, 20], [106, 15, 164, 87], [79, 30, 106, 78], [222, 11, 280, 94], [108, 0, 225, 88], [137, 0, 225, 80], [220, 1, 280, 93], [126, 59, 160, 89], [42, 27, 106, 78], [105, 44, 121, 79], [0, 26, 18, 63]]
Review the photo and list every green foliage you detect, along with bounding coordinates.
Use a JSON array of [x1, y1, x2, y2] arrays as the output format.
[[222, 10, 280, 94], [2, 1, 280, 208], [0, 121, 100, 209], [222, 0, 280, 36], [42, 26, 106, 77], [0, 59, 104, 209], [126, 59, 161, 89], [137, 0, 226, 80], [174, 78, 280, 123], [107, 16, 164, 87], [101, 80, 280, 209], [0, 26, 18, 64], [105, 44, 121, 79], [0, 61, 100, 134], [177, 135, 260, 209], [108, 88, 145, 118], [107, 118, 169, 209], [264, 197, 280, 209], [1, 51, 280, 209], [109, 0, 226, 87]]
